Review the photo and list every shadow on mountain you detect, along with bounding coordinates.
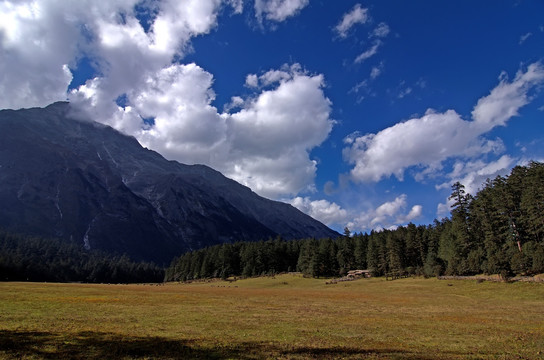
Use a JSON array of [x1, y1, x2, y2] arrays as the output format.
[[0, 329, 445, 359]]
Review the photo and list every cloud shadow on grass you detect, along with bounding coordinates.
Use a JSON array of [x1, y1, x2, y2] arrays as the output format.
[[0, 329, 451, 359]]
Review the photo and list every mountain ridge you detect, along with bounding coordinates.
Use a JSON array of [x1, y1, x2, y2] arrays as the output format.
[[0, 102, 339, 264]]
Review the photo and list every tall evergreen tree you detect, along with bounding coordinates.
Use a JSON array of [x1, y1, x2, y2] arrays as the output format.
[[336, 230, 355, 275]]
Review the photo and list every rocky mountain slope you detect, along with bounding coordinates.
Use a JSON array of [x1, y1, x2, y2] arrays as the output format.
[[0, 102, 338, 264]]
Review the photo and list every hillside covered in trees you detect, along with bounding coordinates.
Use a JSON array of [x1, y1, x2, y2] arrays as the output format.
[[166, 162, 544, 281], [1, 162, 542, 283], [0, 231, 164, 283]]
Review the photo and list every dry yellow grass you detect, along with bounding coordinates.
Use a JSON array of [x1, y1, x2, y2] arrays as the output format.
[[1, 274, 543, 359]]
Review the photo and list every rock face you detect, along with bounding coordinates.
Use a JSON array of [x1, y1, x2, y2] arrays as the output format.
[[0, 103, 338, 264]]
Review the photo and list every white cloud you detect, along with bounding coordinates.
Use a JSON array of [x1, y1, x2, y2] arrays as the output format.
[[347, 195, 422, 231], [0, 0, 80, 109], [77, 62, 334, 199], [75, 64, 334, 200], [334, 3, 369, 39], [254, 0, 309, 23], [0, 0, 223, 110], [349, 63, 383, 102], [370, 64, 383, 79], [519, 32, 532, 44], [246, 64, 303, 88], [472, 62, 544, 131], [436, 201, 451, 219], [134, 64, 227, 165], [224, 96, 245, 112], [458, 155, 515, 194], [344, 110, 477, 182], [224, 66, 334, 198], [350, 80, 368, 94], [228, 0, 244, 14], [436, 155, 515, 195], [344, 63, 544, 183], [399, 205, 423, 223], [291, 194, 422, 232], [354, 41, 381, 63], [245, 74, 259, 88], [434, 155, 515, 219], [371, 22, 390, 38], [290, 197, 349, 226]]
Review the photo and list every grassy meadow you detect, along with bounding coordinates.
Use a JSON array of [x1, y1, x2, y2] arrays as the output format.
[[0, 274, 543, 359]]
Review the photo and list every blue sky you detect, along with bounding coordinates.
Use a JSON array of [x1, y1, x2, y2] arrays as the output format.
[[1, 0, 543, 233]]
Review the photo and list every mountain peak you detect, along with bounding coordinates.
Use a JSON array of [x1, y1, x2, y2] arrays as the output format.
[[0, 103, 338, 264]]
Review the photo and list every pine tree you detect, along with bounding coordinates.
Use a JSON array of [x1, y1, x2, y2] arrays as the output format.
[[353, 233, 368, 269], [336, 232, 355, 275], [296, 239, 317, 276]]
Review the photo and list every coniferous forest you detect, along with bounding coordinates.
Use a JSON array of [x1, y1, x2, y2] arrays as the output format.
[[0, 231, 164, 283], [165, 161, 544, 281]]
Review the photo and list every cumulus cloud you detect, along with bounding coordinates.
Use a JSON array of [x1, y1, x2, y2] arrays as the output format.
[[334, 3, 369, 39], [134, 64, 227, 165], [436, 201, 451, 219], [347, 194, 422, 231], [434, 155, 515, 219], [344, 110, 475, 182], [290, 197, 349, 226], [224, 96, 245, 112], [471, 62, 544, 131], [224, 65, 334, 198], [84, 62, 333, 199], [0, 0, 79, 109], [0, 0, 222, 110], [436, 155, 515, 195], [398, 204, 423, 224], [344, 63, 544, 183], [290, 194, 422, 232], [245, 74, 259, 88], [254, 0, 309, 23], [244, 64, 302, 88], [77, 62, 334, 199]]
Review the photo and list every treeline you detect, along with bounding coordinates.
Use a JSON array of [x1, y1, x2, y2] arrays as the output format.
[[166, 161, 544, 281], [164, 234, 373, 281], [0, 230, 164, 283]]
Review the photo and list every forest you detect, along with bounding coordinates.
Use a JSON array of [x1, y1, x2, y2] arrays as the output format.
[[0, 231, 164, 283], [1, 162, 542, 283], [165, 161, 544, 281]]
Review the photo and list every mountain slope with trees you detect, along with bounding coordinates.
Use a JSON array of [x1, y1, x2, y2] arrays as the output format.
[[166, 162, 544, 281], [0, 230, 164, 283]]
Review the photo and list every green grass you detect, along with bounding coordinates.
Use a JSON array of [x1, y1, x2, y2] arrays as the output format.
[[1, 275, 543, 359]]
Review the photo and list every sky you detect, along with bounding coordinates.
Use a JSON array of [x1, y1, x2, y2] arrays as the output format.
[[1, 0, 543, 234]]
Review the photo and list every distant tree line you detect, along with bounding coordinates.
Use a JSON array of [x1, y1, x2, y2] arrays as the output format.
[[0, 231, 164, 283], [166, 161, 544, 281]]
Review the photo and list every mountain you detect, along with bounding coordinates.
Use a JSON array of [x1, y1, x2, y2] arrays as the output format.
[[0, 102, 339, 264]]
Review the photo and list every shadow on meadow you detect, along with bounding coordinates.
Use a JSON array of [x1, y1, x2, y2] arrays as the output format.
[[0, 329, 448, 359]]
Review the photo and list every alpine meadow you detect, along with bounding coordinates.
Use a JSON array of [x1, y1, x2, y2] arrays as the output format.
[[1, 276, 544, 359], [1, 1, 544, 359]]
